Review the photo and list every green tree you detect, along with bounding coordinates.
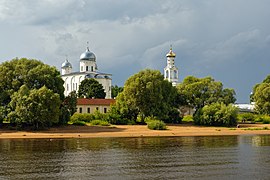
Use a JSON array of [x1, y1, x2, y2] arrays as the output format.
[[0, 58, 64, 107], [8, 85, 61, 130], [115, 69, 179, 122], [63, 91, 77, 115], [253, 83, 270, 115], [193, 102, 238, 127], [78, 78, 106, 99], [111, 85, 124, 98], [177, 76, 236, 111]]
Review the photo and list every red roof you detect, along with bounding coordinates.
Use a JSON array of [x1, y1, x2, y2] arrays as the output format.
[[77, 98, 116, 106]]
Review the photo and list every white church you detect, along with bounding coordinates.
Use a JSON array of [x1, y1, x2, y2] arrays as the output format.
[[61, 45, 112, 99]]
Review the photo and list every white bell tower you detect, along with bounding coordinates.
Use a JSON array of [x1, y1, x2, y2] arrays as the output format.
[[164, 45, 179, 86]]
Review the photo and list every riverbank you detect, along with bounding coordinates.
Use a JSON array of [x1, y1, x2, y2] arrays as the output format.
[[0, 123, 270, 139]]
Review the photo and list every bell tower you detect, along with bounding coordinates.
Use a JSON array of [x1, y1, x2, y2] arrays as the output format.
[[164, 45, 179, 86]]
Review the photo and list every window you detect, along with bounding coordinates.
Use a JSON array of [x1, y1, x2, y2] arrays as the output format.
[[86, 66, 89, 71], [66, 84, 69, 91], [174, 70, 177, 79], [96, 107, 99, 111], [79, 107, 82, 113], [166, 70, 169, 78], [104, 108, 107, 113], [87, 108, 90, 113], [91, 66, 94, 71], [81, 66, 83, 71]]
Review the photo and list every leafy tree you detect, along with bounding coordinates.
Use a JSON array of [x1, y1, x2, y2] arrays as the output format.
[[253, 83, 270, 115], [0, 58, 64, 106], [115, 69, 180, 122], [193, 102, 238, 127], [78, 78, 106, 99], [63, 91, 77, 115], [111, 85, 124, 98], [177, 76, 236, 111], [8, 85, 61, 130]]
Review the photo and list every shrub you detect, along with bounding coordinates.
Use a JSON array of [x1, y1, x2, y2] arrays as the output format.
[[255, 115, 270, 124], [70, 113, 95, 123], [194, 103, 238, 127], [146, 117, 167, 130], [182, 115, 193, 123], [72, 120, 86, 126], [237, 113, 255, 123], [91, 120, 110, 126]]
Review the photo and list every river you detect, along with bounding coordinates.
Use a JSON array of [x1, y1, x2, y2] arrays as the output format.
[[0, 135, 270, 179]]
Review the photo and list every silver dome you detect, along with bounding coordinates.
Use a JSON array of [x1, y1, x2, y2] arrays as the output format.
[[80, 47, 96, 61], [61, 59, 72, 68]]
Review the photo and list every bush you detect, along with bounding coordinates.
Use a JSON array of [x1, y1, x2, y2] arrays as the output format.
[[255, 115, 270, 124], [72, 120, 86, 126], [91, 120, 110, 126], [237, 113, 255, 123], [194, 103, 238, 127], [70, 113, 95, 123], [146, 117, 167, 130], [182, 115, 193, 123]]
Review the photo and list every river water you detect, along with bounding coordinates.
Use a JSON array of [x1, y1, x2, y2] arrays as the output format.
[[0, 135, 270, 180]]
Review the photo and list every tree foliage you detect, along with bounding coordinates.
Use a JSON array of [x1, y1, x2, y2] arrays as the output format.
[[115, 69, 180, 122], [252, 75, 270, 115], [111, 85, 124, 98], [0, 58, 64, 106], [253, 82, 270, 115], [78, 78, 106, 99], [63, 91, 77, 115], [177, 76, 236, 111], [193, 102, 238, 127], [0, 58, 65, 129], [8, 85, 61, 130]]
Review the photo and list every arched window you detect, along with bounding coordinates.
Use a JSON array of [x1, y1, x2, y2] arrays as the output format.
[[174, 70, 177, 79], [166, 70, 169, 78], [86, 66, 89, 71]]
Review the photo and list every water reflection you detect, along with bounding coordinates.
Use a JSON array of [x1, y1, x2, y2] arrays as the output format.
[[0, 136, 269, 179]]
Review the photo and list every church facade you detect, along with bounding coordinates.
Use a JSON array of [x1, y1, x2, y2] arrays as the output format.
[[61, 46, 112, 98]]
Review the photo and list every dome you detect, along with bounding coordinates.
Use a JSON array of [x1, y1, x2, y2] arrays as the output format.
[[80, 47, 96, 61], [61, 59, 72, 68], [166, 47, 176, 57]]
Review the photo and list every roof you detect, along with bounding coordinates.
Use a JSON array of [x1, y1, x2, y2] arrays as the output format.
[[77, 98, 116, 106], [61, 71, 112, 77]]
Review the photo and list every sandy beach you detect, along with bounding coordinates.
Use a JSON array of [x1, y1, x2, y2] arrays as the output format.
[[0, 123, 270, 139]]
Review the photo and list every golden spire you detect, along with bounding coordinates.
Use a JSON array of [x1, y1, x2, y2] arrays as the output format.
[[166, 45, 176, 57]]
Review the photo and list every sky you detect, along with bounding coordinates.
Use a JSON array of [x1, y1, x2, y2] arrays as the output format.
[[1, 0, 270, 103]]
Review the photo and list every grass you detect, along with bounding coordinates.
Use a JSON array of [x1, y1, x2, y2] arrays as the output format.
[[90, 120, 110, 126], [243, 127, 269, 131]]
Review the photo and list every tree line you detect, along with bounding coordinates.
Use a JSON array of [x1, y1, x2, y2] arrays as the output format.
[[0, 58, 270, 130]]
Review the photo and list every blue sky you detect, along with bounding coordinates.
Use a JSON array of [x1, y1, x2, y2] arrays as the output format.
[[1, 0, 270, 103]]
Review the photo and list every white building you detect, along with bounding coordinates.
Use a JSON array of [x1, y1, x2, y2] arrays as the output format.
[[164, 46, 179, 86], [61, 45, 112, 98]]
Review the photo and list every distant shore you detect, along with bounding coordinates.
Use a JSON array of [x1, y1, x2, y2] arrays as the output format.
[[0, 123, 270, 139]]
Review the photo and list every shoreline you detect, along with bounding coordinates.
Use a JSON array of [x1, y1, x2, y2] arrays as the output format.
[[0, 124, 270, 139]]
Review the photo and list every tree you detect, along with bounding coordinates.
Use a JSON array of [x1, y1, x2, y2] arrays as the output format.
[[115, 69, 180, 122], [193, 102, 238, 127], [64, 91, 77, 115], [177, 76, 236, 111], [111, 85, 123, 98], [78, 78, 106, 99], [0, 58, 64, 107], [9, 85, 61, 130], [253, 83, 270, 115]]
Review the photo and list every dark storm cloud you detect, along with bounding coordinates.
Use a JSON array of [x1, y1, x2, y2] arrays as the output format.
[[1, 0, 270, 102]]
